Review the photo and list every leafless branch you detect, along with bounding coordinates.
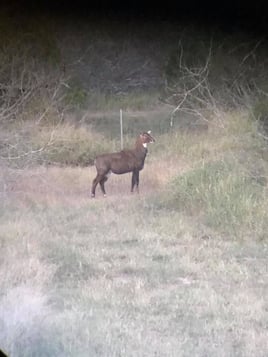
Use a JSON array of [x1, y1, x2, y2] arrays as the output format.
[[169, 39, 216, 127]]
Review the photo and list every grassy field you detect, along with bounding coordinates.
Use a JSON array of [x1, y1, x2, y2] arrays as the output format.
[[1, 8, 268, 356], [0, 110, 268, 356]]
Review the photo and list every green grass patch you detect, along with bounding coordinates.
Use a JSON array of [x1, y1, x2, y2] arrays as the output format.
[[85, 111, 171, 139], [166, 160, 267, 239], [86, 90, 160, 111]]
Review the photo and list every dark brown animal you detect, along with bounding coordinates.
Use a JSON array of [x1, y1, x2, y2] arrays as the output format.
[[91, 131, 155, 197]]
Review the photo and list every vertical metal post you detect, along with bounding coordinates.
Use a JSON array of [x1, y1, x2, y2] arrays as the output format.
[[120, 109, 123, 150]]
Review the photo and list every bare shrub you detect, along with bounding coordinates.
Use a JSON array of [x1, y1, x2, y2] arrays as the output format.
[[0, 16, 68, 168], [163, 34, 268, 128]]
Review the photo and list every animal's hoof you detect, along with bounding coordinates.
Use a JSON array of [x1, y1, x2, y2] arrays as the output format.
[[91, 193, 95, 198], [103, 194, 107, 198]]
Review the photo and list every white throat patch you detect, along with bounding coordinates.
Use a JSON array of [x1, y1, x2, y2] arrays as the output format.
[[143, 143, 148, 148]]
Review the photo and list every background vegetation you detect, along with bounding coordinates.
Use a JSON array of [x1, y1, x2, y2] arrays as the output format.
[[0, 8, 268, 357]]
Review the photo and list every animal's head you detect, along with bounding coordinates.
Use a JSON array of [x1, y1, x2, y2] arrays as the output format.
[[139, 131, 155, 148]]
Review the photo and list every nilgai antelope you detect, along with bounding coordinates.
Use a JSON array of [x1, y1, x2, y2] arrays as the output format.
[[91, 131, 155, 197]]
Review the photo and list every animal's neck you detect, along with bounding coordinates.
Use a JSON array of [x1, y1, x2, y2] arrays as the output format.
[[134, 139, 148, 158]]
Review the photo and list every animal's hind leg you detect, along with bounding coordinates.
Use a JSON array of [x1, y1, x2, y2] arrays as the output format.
[[99, 176, 108, 197], [91, 174, 103, 197]]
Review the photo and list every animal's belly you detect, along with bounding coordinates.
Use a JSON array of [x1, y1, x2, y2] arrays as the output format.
[[110, 159, 143, 174], [112, 167, 133, 174]]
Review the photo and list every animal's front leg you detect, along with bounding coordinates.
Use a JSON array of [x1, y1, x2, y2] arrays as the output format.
[[131, 170, 139, 193], [131, 171, 137, 193], [136, 171, 140, 193]]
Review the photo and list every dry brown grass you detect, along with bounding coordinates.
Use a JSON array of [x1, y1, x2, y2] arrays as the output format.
[[1, 164, 268, 356], [5, 155, 177, 206]]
